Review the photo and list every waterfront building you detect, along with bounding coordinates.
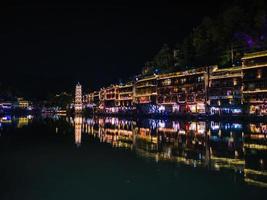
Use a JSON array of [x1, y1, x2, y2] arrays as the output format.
[[83, 92, 95, 108], [157, 67, 208, 113], [82, 94, 89, 104], [93, 91, 100, 106], [157, 73, 179, 113], [1, 98, 31, 112], [75, 83, 83, 113], [242, 50, 267, 115], [99, 89, 106, 110], [102, 85, 119, 112], [118, 82, 134, 107], [16, 97, 29, 109], [208, 66, 243, 115], [87, 92, 94, 105], [134, 75, 158, 113], [134, 75, 158, 104], [0, 102, 13, 111], [82, 50, 267, 116]]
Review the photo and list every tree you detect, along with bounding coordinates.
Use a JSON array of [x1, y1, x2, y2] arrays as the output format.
[[152, 44, 175, 73], [174, 1, 267, 68]]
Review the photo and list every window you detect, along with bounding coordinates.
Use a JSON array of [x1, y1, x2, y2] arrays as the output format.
[[162, 79, 171, 86]]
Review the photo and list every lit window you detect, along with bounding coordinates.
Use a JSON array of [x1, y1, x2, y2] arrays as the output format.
[[233, 79, 237, 86], [257, 69, 262, 79], [162, 79, 171, 86]]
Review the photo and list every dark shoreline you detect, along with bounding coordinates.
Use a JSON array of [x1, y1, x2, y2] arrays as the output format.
[[80, 112, 267, 122], [1, 111, 267, 122]]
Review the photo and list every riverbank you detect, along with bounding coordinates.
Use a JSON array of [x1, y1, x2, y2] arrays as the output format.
[[2, 110, 266, 122], [80, 112, 267, 122]]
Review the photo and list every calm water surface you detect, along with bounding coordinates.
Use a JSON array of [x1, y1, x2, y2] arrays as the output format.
[[0, 115, 267, 200]]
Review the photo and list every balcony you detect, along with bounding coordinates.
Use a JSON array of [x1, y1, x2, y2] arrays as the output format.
[[242, 62, 267, 69], [135, 84, 157, 89]]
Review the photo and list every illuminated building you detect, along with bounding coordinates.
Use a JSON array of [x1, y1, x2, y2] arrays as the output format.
[[82, 50, 267, 116], [74, 83, 83, 113], [118, 82, 134, 108], [0, 115, 12, 123], [93, 91, 100, 107], [0, 102, 12, 110], [157, 67, 208, 113], [134, 75, 158, 104], [100, 85, 120, 113], [16, 98, 29, 109], [86, 92, 94, 105], [208, 66, 243, 115], [242, 50, 267, 115], [83, 92, 97, 109], [82, 94, 90, 105], [99, 89, 105, 109]]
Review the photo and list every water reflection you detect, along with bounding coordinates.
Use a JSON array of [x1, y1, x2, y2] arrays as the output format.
[[0, 115, 33, 128], [68, 116, 267, 188], [1, 115, 267, 189], [74, 115, 82, 147]]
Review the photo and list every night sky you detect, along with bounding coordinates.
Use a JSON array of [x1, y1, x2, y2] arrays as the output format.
[[0, 1, 227, 99]]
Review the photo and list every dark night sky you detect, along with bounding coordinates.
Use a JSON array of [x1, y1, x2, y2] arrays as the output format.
[[0, 1, 228, 99]]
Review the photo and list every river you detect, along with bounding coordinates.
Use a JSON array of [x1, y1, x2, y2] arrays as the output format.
[[0, 115, 267, 199]]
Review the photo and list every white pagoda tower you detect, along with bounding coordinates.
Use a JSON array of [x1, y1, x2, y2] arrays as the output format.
[[75, 82, 82, 113]]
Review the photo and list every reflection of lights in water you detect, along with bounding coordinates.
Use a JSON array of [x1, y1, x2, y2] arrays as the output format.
[[244, 168, 267, 188], [260, 159, 264, 165], [224, 123, 231, 129], [17, 117, 29, 128], [148, 119, 157, 130], [218, 130, 221, 137], [231, 123, 242, 129], [198, 122, 206, 134], [244, 143, 267, 150], [86, 118, 94, 125], [210, 121, 220, 130], [249, 124, 267, 134], [232, 108, 242, 114], [210, 135, 219, 141], [111, 118, 116, 125], [53, 115, 59, 120], [74, 116, 82, 147], [65, 117, 267, 187]]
